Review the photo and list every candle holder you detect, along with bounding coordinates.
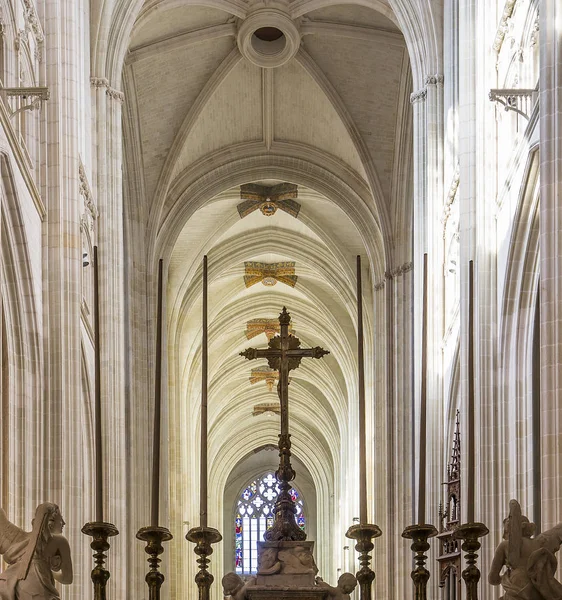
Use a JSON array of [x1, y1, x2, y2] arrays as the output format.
[[186, 525, 223, 600], [136, 525, 173, 600], [345, 523, 382, 600], [453, 522, 489, 600], [82, 521, 119, 600], [402, 523, 438, 600]]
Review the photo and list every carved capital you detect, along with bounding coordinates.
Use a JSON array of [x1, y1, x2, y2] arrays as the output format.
[[410, 89, 427, 104]]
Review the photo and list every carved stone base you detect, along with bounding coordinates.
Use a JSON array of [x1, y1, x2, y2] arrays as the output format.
[[256, 541, 318, 587], [247, 587, 328, 600]]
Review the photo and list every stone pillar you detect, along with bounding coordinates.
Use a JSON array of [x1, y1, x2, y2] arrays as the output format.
[[42, 0, 87, 598], [539, 0, 562, 529], [90, 75, 129, 596]]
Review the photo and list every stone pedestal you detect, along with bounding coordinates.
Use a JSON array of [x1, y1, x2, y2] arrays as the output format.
[[256, 541, 317, 587], [247, 587, 328, 600]]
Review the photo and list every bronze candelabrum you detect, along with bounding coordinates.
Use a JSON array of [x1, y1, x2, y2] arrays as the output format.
[[346, 523, 382, 600], [81, 521, 119, 600], [402, 523, 438, 600], [186, 525, 223, 600], [136, 525, 173, 600], [454, 522, 489, 600]]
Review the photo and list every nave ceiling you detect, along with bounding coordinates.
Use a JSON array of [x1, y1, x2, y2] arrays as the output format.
[[120, 0, 413, 575]]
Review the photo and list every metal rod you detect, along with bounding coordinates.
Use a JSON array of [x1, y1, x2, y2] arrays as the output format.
[[93, 246, 103, 523], [467, 260, 475, 522], [200, 255, 208, 528], [151, 259, 164, 527], [357, 255, 367, 525], [418, 253, 428, 525]]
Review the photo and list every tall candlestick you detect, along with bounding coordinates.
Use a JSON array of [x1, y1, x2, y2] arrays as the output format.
[[151, 259, 164, 527], [357, 255, 367, 525], [200, 256, 208, 528], [418, 253, 428, 525], [93, 246, 103, 523], [467, 260, 475, 522]]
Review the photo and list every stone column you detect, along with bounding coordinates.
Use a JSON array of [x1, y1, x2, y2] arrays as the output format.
[[539, 0, 562, 529], [43, 0, 87, 598], [90, 75, 129, 596]]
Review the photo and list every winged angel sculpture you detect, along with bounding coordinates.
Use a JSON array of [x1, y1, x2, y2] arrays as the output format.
[[489, 499, 562, 600], [0, 503, 72, 600]]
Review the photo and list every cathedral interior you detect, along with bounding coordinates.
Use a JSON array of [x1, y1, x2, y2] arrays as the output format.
[[0, 0, 559, 598]]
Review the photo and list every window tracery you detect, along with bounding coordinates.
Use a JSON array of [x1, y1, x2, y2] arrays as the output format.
[[235, 472, 305, 575]]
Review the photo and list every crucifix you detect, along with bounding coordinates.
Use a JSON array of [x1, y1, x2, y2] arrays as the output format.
[[241, 307, 329, 540]]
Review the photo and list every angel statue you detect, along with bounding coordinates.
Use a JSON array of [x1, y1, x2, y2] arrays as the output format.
[[489, 499, 562, 600], [0, 503, 73, 600]]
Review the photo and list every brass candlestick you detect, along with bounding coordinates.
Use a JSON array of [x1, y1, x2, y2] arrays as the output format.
[[454, 522, 489, 600], [137, 525, 173, 600], [346, 523, 382, 600], [402, 523, 438, 600], [186, 525, 223, 600], [82, 521, 119, 600]]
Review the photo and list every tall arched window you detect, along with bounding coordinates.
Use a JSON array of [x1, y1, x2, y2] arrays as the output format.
[[235, 472, 305, 575]]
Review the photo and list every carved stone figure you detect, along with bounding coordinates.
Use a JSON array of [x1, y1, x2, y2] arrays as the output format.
[[489, 499, 562, 600], [0, 503, 73, 600], [277, 544, 318, 574], [315, 573, 357, 600], [222, 572, 256, 600], [256, 547, 281, 575]]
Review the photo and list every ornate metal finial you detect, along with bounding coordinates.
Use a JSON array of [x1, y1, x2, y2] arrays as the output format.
[[279, 306, 290, 325], [449, 410, 461, 479], [346, 524, 382, 600], [454, 522, 489, 600]]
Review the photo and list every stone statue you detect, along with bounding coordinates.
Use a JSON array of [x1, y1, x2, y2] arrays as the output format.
[[315, 573, 357, 600], [0, 503, 73, 600], [256, 547, 281, 575], [489, 499, 562, 600], [222, 573, 256, 600]]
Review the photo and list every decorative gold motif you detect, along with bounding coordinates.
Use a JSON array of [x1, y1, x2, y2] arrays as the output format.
[[238, 183, 300, 218], [250, 366, 280, 392], [252, 403, 281, 416], [244, 262, 297, 288], [245, 318, 293, 340]]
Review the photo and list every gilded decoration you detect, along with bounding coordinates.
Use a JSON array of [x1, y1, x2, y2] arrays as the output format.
[[250, 367, 280, 392], [238, 183, 300, 218], [244, 262, 298, 288], [245, 318, 293, 340]]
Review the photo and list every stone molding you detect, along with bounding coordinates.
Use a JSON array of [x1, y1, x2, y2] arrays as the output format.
[[411, 74, 444, 103], [22, 0, 44, 43], [90, 76, 124, 103], [442, 165, 460, 239], [374, 262, 413, 289], [79, 160, 98, 221], [493, 0, 517, 54]]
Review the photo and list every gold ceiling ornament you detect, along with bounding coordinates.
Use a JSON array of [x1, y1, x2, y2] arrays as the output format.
[[238, 183, 300, 219], [249, 366, 280, 392], [245, 318, 293, 340], [244, 261, 298, 288], [252, 403, 281, 417]]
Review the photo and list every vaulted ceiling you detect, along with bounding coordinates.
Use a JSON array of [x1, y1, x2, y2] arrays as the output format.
[[121, 0, 412, 578]]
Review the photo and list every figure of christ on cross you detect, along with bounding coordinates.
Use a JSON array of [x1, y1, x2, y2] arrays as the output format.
[[241, 307, 329, 541]]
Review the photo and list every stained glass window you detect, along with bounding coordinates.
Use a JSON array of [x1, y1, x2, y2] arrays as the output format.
[[235, 472, 305, 574]]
